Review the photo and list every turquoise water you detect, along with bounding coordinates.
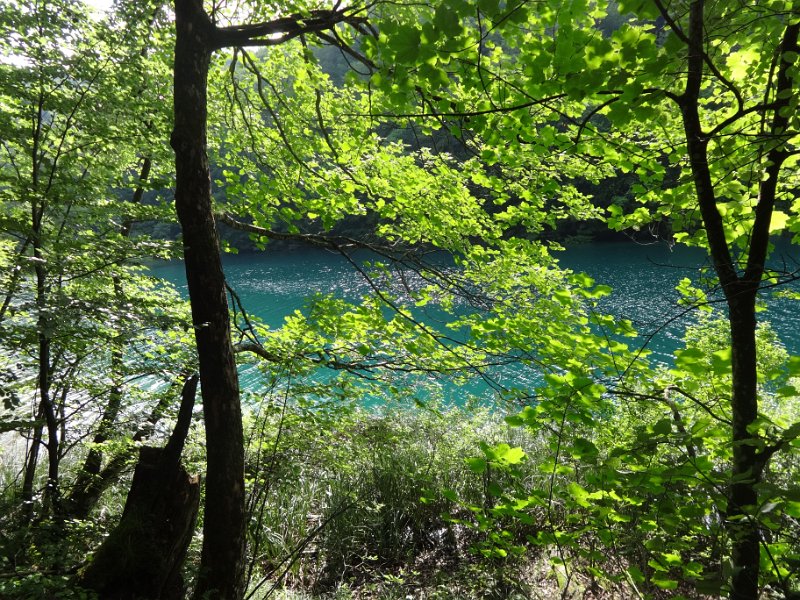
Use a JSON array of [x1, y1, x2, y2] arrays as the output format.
[[152, 250, 370, 327], [150, 241, 800, 393], [561, 241, 800, 361]]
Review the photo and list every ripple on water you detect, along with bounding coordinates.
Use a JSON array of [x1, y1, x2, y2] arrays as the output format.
[[151, 242, 800, 392]]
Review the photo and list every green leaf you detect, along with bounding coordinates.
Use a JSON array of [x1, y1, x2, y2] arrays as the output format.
[[783, 50, 799, 64], [675, 348, 708, 376], [626, 565, 645, 584], [784, 501, 800, 518], [498, 446, 526, 465], [711, 348, 731, 375], [505, 414, 524, 427], [442, 489, 458, 502], [477, 0, 500, 16], [571, 437, 599, 460], [389, 25, 421, 63], [651, 576, 678, 591], [467, 457, 488, 474], [487, 482, 503, 497], [568, 482, 591, 508], [433, 4, 462, 37], [769, 210, 788, 232], [616, 0, 660, 20], [653, 418, 672, 435], [788, 356, 800, 376]]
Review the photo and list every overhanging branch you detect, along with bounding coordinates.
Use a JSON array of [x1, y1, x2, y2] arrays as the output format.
[[211, 9, 370, 50], [217, 211, 394, 253]]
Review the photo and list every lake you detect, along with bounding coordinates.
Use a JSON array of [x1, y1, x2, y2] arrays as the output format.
[[151, 240, 800, 396]]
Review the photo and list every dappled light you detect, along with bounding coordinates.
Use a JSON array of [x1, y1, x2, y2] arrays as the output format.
[[1, 0, 799, 599]]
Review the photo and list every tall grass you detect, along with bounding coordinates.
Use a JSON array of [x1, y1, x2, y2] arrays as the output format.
[[242, 398, 549, 597]]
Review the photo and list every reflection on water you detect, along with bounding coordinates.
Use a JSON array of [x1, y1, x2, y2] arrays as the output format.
[[152, 250, 371, 329], [562, 242, 710, 364]]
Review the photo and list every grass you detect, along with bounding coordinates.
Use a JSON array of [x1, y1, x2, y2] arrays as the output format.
[[7, 378, 797, 599], [240, 397, 556, 598]]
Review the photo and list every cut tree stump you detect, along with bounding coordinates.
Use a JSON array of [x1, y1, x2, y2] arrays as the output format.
[[76, 375, 201, 599]]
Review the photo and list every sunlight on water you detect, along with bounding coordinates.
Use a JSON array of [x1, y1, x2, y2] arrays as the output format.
[[150, 241, 800, 397], [151, 251, 372, 329]]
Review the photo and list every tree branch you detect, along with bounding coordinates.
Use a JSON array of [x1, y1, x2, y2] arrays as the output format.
[[217, 211, 391, 253], [211, 9, 368, 50], [743, 22, 800, 284]]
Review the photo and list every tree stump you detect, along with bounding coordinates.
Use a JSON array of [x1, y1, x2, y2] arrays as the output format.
[[76, 376, 200, 599]]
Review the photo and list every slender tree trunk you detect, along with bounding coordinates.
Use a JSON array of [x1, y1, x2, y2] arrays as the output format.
[[678, 4, 762, 597], [35, 259, 60, 515], [725, 21, 799, 600], [21, 405, 44, 513], [673, 5, 800, 598], [727, 289, 760, 600], [66, 347, 124, 519], [19, 260, 61, 519], [66, 376, 187, 519], [21, 183, 62, 516], [66, 157, 152, 520], [171, 0, 245, 596], [167, 2, 360, 595]]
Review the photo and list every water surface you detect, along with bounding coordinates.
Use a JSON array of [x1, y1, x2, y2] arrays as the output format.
[[151, 241, 800, 393]]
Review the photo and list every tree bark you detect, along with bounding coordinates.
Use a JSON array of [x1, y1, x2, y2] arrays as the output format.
[[171, 0, 246, 597], [66, 156, 154, 521], [65, 371, 187, 520], [679, 3, 760, 598], [673, 4, 800, 599], [76, 376, 201, 600], [20, 211, 61, 517], [168, 2, 365, 595], [726, 289, 760, 600]]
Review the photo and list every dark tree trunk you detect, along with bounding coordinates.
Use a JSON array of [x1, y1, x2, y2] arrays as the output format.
[[167, 2, 362, 595], [680, 2, 761, 597], [726, 289, 760, 600], [21, 220, 61, 516], [171, 0, 246, 597], [76, 376, 201, 600], [20, 405, 43, 514], [671, 4, 800, 599], [65, 371, 182, 520], [66, 345, 123, 518]]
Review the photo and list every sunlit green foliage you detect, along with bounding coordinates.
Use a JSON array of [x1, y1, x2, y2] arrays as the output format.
[[0, 0, 192, 525], [346, 0, 800, 596], [2, 0, 800, 597]]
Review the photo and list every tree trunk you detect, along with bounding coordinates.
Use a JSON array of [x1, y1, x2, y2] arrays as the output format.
[[77, 376, 201, 600], [675, 3, 773, 597], [20, 406, 43, 514], [171, 0, 246, 597], [727, 288, 760, 600], [65, 371, 180, 520], [24, 232, 61, 516], [66, 157, 153, 521], [65, 358, 123, 519]]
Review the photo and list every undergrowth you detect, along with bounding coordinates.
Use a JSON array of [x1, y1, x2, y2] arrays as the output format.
[[241, 398, 551, 598]]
